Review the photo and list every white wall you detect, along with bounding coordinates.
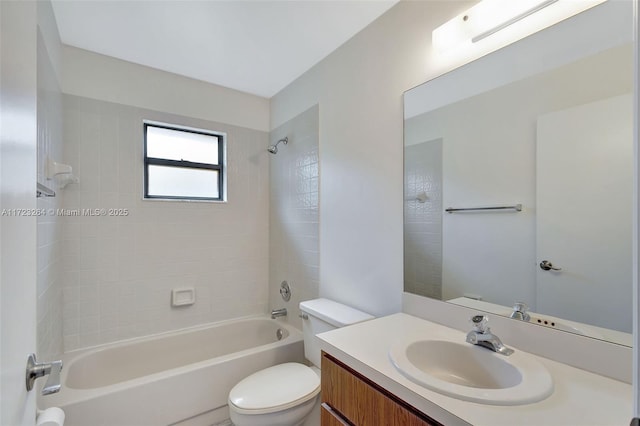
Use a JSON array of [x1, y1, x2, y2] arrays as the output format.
[[633, 0, 640, 415], [270, 1, 476, 317], [62, 46, 270, 132], [269, 105, 320, 329]]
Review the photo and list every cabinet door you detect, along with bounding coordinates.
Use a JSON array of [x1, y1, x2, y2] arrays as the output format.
[[321, 352, 440, 426]]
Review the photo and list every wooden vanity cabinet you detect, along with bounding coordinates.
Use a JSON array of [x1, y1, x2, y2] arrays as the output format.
[[321, 352, 442, 426]]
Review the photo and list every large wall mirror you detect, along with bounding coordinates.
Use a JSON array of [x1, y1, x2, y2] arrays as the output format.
[[403, 1, 633, 346]]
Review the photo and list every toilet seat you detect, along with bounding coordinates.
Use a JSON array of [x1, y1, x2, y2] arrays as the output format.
[[228, 362, 320, 415]]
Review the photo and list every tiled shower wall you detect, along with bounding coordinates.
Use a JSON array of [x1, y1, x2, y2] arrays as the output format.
[[269, 105, 319, 329], [36, 28, 64, 361], [61, 95, 270, 351], [404, 139, 443, 299]]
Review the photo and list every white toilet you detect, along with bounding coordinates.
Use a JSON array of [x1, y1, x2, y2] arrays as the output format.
[[228, 298, 374, 426]]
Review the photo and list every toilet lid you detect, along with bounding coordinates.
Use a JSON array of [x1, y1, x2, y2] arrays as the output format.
[[229, 363, 320, 415]]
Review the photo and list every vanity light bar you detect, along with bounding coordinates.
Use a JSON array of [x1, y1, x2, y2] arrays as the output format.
[[471, 0, 558, 43], [432, 0, 606, 54]]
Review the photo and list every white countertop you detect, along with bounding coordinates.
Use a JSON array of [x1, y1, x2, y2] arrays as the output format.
[[317, 313, 632, 426]]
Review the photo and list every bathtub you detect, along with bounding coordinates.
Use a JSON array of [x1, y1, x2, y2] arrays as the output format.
[[40, 316, 304, 426]]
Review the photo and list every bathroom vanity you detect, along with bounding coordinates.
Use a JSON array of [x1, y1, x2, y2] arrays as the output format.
[[321, 353, 437, 425], [317, 314, 632, 426]]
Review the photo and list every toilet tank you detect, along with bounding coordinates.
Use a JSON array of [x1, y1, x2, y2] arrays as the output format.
[[299, 298, 374, 367]]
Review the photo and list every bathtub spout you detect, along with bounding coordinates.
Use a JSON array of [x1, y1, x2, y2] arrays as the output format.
[[271, 308, 287, 319]]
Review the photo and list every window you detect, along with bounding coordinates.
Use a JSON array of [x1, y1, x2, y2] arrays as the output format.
[[144, 122, 225, 201]]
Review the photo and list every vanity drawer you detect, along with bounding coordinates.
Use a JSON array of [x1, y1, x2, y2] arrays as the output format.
[[321, 352, 440, 426], [321, 403, 351, 426]]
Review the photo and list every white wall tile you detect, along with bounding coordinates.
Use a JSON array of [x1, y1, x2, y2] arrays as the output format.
[[36, 27, 64, 362], [403, 140, 443, 300], [269, 105, 320, 330], [61, 95, 270, 351]]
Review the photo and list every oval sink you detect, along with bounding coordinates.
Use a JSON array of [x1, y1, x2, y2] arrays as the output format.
[[389, 339, 553, 405]]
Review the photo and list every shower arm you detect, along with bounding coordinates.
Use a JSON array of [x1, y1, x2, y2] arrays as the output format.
[[268, 137, 288, 154]]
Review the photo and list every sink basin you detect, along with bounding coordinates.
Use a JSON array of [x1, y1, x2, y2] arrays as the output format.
[[389, 339, 553, 405]]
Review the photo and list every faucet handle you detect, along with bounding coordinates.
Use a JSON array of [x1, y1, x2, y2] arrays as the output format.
[[513, 302, 529, 312], [25, 354, 63, 395], [511, 302, 531, 321], [42, 361, 63, 395], [470, 314, 489, 333]]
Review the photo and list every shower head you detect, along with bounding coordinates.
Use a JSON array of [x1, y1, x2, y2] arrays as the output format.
[[268, 137, 288, 154]]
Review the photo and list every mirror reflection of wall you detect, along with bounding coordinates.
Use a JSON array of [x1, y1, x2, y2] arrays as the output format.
[[403, 1, 633, 345], [404, 139, 443, 300]]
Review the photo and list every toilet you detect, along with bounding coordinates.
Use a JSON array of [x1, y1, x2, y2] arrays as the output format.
[[228, 298, 374, 426]]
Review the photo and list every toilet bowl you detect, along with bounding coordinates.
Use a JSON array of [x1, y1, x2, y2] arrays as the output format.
[[228, 298, 373, 426], [229, 363, 320, 426]]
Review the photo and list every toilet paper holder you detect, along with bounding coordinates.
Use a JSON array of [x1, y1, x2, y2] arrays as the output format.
[[26, 353, 63, 395], [37, 407, 65, 426]]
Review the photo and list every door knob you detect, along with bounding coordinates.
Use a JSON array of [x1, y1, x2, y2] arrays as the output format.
[[539, 260, 561, 271]]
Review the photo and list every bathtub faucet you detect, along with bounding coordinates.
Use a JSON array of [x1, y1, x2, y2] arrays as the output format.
[[271, 308, 287, 319], [25, 353, 63, 395]]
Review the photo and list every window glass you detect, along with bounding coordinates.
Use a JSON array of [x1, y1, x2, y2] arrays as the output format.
[[146, 126, 219, 164], [144, 123, 224, 201], [147, 165, 220, 199]]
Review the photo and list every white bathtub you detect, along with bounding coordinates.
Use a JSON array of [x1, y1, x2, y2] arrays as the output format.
[[40, 316, 304, 426]]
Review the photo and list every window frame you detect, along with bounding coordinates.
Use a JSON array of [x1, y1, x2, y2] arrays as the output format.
[[143, 121, 225, 202]]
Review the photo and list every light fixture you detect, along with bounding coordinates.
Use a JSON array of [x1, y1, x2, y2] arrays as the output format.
[[471, 0, 558, 43], [432, 0, 606, 55]]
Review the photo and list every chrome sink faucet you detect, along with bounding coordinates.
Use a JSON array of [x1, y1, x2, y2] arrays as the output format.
[[466, 315, 514, 356], [271, 308, 287, 319], [510, 302, 531, 322]]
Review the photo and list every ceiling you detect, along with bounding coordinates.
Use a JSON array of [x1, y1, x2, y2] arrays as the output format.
[[51, 0, 399, 98]]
